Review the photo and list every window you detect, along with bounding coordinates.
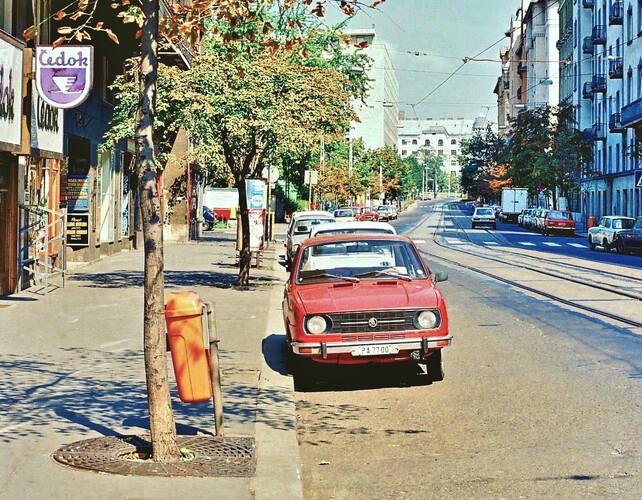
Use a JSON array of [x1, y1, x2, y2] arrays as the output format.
[[437, 150, 444, 156], [438, 139, 444, 146], [628, 6, 634, 42], [402, 139, 407, 145], [412, 139, 417, 145], [451, 139, 456, 145], [451, 150, 458, 156], [401, 150, 407, 156], [424, 139, 430, 146]]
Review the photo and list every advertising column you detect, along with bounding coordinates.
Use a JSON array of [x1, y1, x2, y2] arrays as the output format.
[[0, 33, 24, 295], [245, 179, 267, 252]]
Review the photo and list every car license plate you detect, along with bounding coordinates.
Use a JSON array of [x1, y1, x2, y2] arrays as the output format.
[[352, 345, 398, 356]]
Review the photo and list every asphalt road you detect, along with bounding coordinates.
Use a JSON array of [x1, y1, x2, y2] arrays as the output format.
[[294, 201, 642, 499]]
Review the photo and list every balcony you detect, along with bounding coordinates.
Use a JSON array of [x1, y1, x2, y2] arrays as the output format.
[[582, 127, 596, 141], [591, 74, 607, 93], [593, 122, 607, 141], [621, 97, 642, 127], [582, 0, 594, 7], [609, 113, 626, 133], [582, 36, 594, 55], [582, 81, 594, 99], [591, 25, 607, 45], [609, 1, 624, 25], [608, 56, 623, 79]]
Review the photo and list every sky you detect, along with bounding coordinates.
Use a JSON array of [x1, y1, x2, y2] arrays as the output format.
[[324, 0, 520, 121]]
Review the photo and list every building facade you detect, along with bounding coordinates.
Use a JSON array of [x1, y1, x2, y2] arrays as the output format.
[[341, 28, 399, 150]]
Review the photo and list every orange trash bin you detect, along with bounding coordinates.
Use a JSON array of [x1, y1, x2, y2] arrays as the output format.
[[164, 291, 212, 403], [587, 216, 595, 229]]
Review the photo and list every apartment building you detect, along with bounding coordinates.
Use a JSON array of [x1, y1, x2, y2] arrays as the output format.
[[341, 28, 399, 150]]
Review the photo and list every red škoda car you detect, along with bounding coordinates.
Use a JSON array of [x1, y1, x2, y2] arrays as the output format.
[[282, 233, 451, 381]]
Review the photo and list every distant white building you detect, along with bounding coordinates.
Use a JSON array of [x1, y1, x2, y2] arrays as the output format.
[[341, 28, 399, 150], [396, 117, 489, 176]]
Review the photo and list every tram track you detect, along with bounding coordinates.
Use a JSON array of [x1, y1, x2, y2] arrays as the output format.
[[414, 202, 642, 330]]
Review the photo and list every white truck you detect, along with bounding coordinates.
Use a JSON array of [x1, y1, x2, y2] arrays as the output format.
[[500, 187, 528, 223]]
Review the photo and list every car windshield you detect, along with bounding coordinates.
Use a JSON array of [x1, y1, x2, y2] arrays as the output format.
[[295, 239, 427, 284], [547, 211, 572, 220], [613, 219, 635, 229], [476, 208, 493, 216], [294, 218, 335, 231]]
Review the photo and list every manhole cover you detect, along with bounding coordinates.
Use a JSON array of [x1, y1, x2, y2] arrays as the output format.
[[52, 435, 255, 477]]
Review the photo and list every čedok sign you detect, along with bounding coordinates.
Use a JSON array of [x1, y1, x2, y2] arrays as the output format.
[[35, 45, 93, 109]]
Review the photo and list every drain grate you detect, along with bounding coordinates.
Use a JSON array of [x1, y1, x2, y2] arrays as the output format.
[[52, 435, 255, 477]]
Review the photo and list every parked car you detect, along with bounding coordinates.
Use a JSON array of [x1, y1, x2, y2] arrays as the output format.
[[357, 210, 379, 222], [617, 216, 642, 254], [282, 233, 451, 381], [201, 206, 218, 231], [285, 211, 335, 268], [471, 206, 496, 229], [310, 221, 396, 238], [530, 208, 548, 233], [491, 205, 503, 219], [518, 208, 536, 228], [376, 204, 398, 221], [333, 208, 356, 222], [587, 215, 636, 252], [540, 210, 575, 236]]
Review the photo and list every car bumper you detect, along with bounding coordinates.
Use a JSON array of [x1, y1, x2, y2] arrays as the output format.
[[291, 334, 452, 359]]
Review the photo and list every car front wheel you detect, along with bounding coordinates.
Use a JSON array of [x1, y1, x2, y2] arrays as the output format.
[[425, 350, 444, 382], [201, 220, 211, 231], [588, 236, 596, 250], [614, 238, 625, 254]]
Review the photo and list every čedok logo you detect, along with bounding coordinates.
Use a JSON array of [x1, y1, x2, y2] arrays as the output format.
[[35, 45, 93, 109]]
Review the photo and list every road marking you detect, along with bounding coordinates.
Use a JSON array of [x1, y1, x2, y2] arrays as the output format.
[[541, 242, 562, 247], [483, 241, 499, 245], [413, 239, 426, 244], [568, 243, 586, 248], [518, 242, 536, 246], [445, 239, 464, 244]]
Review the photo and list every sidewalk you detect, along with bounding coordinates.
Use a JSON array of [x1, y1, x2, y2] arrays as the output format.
[[0, 228, 301, 500]]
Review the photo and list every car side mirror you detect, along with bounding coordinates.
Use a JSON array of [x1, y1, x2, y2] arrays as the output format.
[[433, 271, 448, 283]]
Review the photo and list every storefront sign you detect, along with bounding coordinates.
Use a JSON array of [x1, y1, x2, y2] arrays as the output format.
[[30, 82, 63, 155], [0, 37, 23, 150], [66, 213, 89, 247], [35, 45, 93, 109], [66, 174, 90, 212]]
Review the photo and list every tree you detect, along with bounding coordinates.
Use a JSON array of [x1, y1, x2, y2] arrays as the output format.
[[25, 0, 386, 463], [459, 126, 505, 200], [503, 105, 591, 209]]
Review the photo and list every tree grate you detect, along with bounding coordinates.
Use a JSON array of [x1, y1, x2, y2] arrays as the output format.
[[52, 435, 255, 477]]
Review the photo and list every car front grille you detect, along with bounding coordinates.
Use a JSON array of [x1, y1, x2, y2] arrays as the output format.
[[326, 310, 421, 334]]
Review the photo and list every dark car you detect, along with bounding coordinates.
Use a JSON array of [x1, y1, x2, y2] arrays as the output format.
[[617, 216, 642, 254], [202, 206, 218, 231]]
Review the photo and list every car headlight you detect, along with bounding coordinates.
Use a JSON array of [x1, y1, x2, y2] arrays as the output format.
[[414, 310, 439, 329], [305, 315, 330, 334]]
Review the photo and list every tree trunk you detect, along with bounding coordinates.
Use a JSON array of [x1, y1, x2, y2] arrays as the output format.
[[138, 0, 181, 462], [237, 176, 251, 286]]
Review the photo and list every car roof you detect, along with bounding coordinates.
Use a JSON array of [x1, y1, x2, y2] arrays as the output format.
[[309, 221, 397, 237], [292, 210, 333, 220], [602, 215, 635, 220], [299, 232, 412, 249]]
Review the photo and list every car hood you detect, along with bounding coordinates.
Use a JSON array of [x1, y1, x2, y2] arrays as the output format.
[[296, 280, 440, 314]]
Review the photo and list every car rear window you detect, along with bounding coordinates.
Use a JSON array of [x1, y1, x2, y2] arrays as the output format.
[[476, 208, 493, 216], [547, 211, 572, 220]]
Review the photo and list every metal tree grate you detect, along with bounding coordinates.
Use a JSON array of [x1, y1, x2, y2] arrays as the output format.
[[52, 435, 255, 477]]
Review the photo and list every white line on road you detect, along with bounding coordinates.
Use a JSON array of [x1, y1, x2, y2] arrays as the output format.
[[483, 242, 499, 245], [541, 242, 562, 247], [518, 242, 536, 246], [568, 243, 586, 248], [413, 239, 426, 244]]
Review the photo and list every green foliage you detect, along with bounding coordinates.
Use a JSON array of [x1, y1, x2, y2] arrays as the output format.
[[459, 126, 505, 199]]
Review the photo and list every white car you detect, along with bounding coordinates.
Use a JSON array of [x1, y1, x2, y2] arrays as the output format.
[[333, 208, 356, 222], [471, 206, 496, 229], [309, 221, 397, 238], [376, 204, 398, 221], [285, 211, 335, 267], [587, 216, 636, 252]]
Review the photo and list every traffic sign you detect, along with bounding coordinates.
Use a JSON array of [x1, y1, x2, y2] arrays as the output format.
[[635, 169, 642, 188]]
